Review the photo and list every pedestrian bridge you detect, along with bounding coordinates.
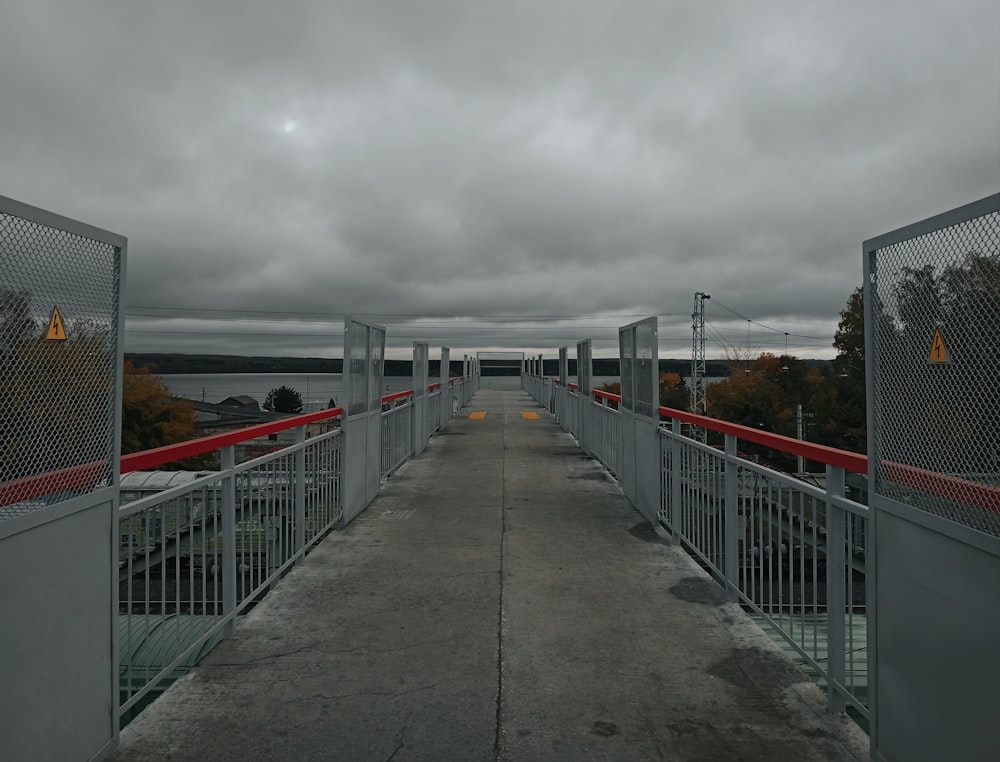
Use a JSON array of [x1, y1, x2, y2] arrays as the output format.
[[1, 193, 998, 762], [110, 386, 871, 761]]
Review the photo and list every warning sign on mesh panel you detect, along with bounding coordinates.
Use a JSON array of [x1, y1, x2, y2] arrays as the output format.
[[44, 306, 67, 341], [929, 328, 951, 364]]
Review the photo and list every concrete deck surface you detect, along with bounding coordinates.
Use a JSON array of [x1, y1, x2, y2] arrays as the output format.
[[113, 388, 869, 761]]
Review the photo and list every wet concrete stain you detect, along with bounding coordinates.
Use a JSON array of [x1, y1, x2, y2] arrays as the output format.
[[669, 576, 728, 606], [591, 720, 619, 737], [627, 522, 668, 544], [567, 472, 607, 481], [707, 647, 805, 704]]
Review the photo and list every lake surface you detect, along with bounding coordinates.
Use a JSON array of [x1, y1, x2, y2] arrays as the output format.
[[161, 373, 618, 411]]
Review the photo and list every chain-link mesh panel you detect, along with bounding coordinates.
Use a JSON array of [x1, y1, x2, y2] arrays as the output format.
[[867, 197, 1000, 538], [1, 204, 121, 513]]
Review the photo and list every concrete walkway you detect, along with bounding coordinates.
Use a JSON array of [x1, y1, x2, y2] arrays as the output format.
[[113, 388, 869, 761]]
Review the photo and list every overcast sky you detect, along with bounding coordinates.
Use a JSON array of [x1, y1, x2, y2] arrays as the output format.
[[3, 1, 998, 360]]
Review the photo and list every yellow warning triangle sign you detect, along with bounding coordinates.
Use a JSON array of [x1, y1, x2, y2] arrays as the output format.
[[44, 306, 67, 341], [929, 328, 950, 363]]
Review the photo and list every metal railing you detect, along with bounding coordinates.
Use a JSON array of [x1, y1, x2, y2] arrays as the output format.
[[381, 391, 414, 479], [531, 375, 872, 719], [112, 377, 473, 719]]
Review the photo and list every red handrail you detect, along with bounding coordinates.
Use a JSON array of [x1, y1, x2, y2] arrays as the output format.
[[0, 460, 106, 507], [381, 390, 415, 405], [4, 387, 432, 502], [586, 385, 865, 473], [583, 387, 999, 513], [120, 407, 344, 473], [9, 384, 997, 516], [656, 403, 868, 474]]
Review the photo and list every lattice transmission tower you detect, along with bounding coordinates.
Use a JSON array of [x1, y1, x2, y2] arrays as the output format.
[[691, 292, 710, 426]]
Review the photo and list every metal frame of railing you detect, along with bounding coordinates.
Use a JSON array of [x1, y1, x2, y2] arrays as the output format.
[[110, 375, 477, 719], [532, 374, 872, 719]]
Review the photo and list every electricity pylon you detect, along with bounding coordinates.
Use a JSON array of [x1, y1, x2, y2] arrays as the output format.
[[691, 292, 710, 439]]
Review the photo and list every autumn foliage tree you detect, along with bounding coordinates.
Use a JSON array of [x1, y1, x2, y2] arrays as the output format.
[[705, 353, 840, 469], [598, 372, 690, 411], [658, 372, 689, 411], [121, 360, 204, 466]]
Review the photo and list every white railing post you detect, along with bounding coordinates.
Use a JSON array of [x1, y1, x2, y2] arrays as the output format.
[[221, 444, 237, 637], [826, 464, 847, 713], [724, 434, 739, 600], [294, 426, 306, 567], [670, 418, 682, 545]]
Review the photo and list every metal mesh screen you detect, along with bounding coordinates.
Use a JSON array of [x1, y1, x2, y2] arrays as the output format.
[[635, 319, 656, 418], [345, 321, 369, 416], [368, 326, 385, 410], [413, 342, 428, 397], [866, 195, 1000, 537], [440, 347, 450, 385], [619, 317, 657, 418], [619, 327, 635, 412], [576, 340, 591, 395], [1, 200, 121, 513]]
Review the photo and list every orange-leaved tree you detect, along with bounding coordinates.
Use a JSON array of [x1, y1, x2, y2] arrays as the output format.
[[121, 360, 208, 467]]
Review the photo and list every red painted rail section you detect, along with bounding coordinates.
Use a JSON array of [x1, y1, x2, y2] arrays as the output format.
[[553, 378, 1000, 514], [8, 378, 997, 515], [2, 386, 435, 505]]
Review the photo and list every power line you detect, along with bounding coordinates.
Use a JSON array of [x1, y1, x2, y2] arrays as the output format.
[[708, 299, 833, 341], [125, 304, 693, 323]]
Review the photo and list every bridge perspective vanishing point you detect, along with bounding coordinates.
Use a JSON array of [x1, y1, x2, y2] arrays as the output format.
[[1, 193, 998, 761]]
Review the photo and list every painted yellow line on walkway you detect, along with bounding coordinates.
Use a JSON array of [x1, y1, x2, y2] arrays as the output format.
[[521, 412, 539, 420], [469, 411, 487, 420]]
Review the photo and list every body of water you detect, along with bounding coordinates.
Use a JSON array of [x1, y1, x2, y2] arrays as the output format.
[[162, 373, 620, 411]]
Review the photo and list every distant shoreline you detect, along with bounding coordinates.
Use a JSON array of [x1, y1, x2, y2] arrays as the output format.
[[127, 352, 822, 377]]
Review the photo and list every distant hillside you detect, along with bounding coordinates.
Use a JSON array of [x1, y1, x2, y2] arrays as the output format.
[[127, 353, 828, 377], [127, 353, 345, 374]]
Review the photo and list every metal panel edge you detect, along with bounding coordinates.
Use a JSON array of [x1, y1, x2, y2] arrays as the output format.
[[862, 231, 881, 759], [0, 486, 117, 541], [862, 192, 999, 253], [0, 194, 128, 249], [874, 492, 1000, 558]]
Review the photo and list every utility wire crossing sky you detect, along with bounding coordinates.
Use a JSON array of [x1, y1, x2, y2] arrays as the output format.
[[2, 1, 998, 359]]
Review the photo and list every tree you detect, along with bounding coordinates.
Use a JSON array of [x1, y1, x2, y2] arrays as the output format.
[[121, 360, 201, 456], [705, 353, 839, 469], [264, 385, 303, 413], [658, 372, 689, 411], [833, 287, 864, 376], [828, 287, 868, 453]]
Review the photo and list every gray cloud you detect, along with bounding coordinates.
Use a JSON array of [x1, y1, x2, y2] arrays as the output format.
[[2, 0, 997, 360]]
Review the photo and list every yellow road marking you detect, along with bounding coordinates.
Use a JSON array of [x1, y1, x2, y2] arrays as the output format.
[[521, 412, 539, 420], [469, 411, 487, 420]]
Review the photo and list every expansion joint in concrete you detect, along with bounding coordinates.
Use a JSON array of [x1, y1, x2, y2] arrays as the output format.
[[493, 397, 507, 758]]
